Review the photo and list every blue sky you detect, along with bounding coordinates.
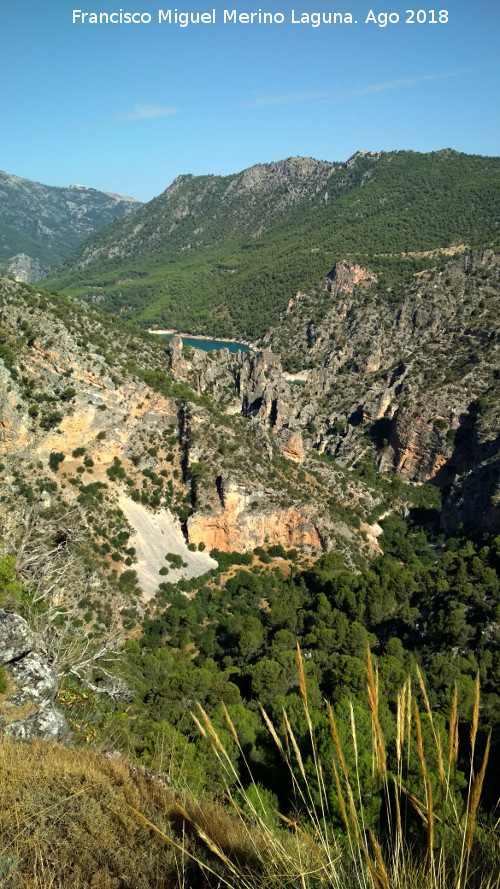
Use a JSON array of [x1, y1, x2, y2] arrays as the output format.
[[1, 0, 498, 201]]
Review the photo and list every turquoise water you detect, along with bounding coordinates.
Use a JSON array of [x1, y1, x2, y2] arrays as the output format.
[[163, 334, 249, 353]]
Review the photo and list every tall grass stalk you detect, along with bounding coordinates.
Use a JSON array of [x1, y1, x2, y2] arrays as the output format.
[[130, 646, 498, 889]]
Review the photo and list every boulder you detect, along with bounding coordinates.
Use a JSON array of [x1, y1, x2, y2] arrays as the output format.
[[0, 609, 70, 744], [5, 651, 59, 707], [4, 708, 70, 743], [0, 611, 34, 666]]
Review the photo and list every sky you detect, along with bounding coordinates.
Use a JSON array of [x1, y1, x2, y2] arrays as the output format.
[[1, 0, 499, 201]]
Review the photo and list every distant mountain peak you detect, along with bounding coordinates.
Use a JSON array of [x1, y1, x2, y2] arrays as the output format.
[[0, 169, 143, 279], [346, 150, 383, 166]]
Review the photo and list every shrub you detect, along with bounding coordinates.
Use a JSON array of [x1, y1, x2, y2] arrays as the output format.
[[433, 417, 448, 431], [40, 412, 63, 431], [267, 544, 286, 558], [48, 452, 65, 472], [60, 386, 77, 401]]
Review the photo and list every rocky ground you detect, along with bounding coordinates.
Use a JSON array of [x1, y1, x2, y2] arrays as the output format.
[[0, 610, 69, 743], [119, 494, 217, 596]]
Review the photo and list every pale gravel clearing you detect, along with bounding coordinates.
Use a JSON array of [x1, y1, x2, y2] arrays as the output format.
[[119, 495, 218, 598]]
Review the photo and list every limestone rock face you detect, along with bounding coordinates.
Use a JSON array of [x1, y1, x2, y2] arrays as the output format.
[[0, 611, 35, 666], [326, 261, 378, 299], [187, 477, 329, 552], [0, 252, 49, 283], [168, 334, 190, 377], [3, 708, 70, 743], [390, 409, 450, 481], [276, 427, 304, 463], [6, 652, 59, 707], [0, 609, 70, 744], [166, 341, 305, 463]]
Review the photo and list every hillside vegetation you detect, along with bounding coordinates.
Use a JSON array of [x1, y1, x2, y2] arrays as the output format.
[[44, 150, 500, 338], [0, 170, 140, 274]]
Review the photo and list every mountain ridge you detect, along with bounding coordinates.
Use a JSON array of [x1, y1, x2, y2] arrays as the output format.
[[0, 169, 142, 281], [44, 148, 500, 338]]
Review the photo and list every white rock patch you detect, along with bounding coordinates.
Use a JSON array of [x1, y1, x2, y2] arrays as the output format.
[[119, 495, 217, 597]]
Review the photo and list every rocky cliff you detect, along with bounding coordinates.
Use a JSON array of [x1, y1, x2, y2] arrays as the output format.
[[1, 275, 373, 633], [267, 250, 500, 496], [162, 251, 500, 536], [0, 610, 69, 742], [0, 252, 50, 283], [187, 477, 327, 552]]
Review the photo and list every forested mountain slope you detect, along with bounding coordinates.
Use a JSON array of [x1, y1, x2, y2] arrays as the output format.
[[45, 149, 500, 337], [1, 259, 500, 887], [0, 170, 140, 280]]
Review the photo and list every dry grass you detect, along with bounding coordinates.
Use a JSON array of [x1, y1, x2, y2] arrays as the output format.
[[0, 739, 172, 887], [0, 739, 275, 889], [1, 649, 498, 889], [146, 646, 498, 889]]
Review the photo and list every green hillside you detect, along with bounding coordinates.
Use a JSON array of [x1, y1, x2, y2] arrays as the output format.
[[45, 150, 500, 339], [0, 170, 141, 277], [0, 220, 59, 266]]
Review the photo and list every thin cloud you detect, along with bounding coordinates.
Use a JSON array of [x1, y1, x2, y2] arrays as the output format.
[[335, 68, 472, 100], [110, 104, 178, 124], [245, 68, 472, 109], [244, 91, 326, 108]]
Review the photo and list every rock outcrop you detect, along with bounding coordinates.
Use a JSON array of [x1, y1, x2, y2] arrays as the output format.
[[166, 342, 305, 463], [389, 409, 450, 481], [0, 252, 50, 283], [0, 610, 70, 743], [187, 476, 329, 552], [325, 261, 378, 299]]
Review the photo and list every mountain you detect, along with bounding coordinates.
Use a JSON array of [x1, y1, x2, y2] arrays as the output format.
[[0, 170, 141, 281], [1, 148, 500, 888], [44, 149, 500, 337], [0, 274, 380, 620], [1, 253, 500, 885]]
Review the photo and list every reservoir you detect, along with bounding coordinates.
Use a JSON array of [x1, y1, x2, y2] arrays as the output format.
[[162, 334, 249, 353]]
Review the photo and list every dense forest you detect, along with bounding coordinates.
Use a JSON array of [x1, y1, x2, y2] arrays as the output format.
[[39, 512, 498, 826], [44, 150, 500, 339]]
